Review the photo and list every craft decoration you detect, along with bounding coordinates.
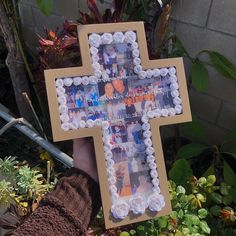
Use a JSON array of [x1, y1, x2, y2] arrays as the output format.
[[44, 22, 192, 229]]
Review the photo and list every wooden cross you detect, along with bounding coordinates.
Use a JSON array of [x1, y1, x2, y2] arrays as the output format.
[[45, 22, 191, 228]]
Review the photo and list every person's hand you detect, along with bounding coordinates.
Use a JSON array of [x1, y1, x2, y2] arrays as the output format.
[[73, 138, 98, 182]]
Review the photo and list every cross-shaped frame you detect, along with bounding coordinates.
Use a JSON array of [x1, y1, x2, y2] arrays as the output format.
[[44, 22, 192, 228]]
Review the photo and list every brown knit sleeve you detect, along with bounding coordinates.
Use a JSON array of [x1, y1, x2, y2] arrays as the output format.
[[12, 168, 101, 236]]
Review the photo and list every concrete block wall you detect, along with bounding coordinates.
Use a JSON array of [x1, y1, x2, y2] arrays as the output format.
[[18, 0, 236, 144]]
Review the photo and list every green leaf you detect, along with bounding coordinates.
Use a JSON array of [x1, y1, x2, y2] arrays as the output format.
[[206, 50, 236, 80], [120, 232, 130, 236], [181, 116, 205, 138], [157, 216, 168, 228], [210, 205, 221, 216], [171, 37, 188, 57], [207, 175, 216, 185], [191, 61, 209, 92], [198, 209, 208, 219], [136, 225, 145, 236], [199, 221, 211, 234], [223, 194, 233, 205], [210, 192, 223, 204], [177, 143, 210, 159], [169, 159, 193, 187], [36, 0, 53, 16]]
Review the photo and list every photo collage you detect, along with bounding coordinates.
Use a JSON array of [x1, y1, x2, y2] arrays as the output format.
[[60, 42, 176, 200]]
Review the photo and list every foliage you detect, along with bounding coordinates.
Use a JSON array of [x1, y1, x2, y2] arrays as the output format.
[[36, 0, 53, 16], [0, 156, 56, 233], [91, 175, 235, 236]]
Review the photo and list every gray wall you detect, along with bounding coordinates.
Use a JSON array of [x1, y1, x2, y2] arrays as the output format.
[[18, 0, 236, 144]]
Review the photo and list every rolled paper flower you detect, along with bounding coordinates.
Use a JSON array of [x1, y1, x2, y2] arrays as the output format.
[[109, 185, 118, 194], [111, 201, 130, 220], [94, 70, 102, 78], [108, 176, 116, 185], [170, 75, 177, 83], [63, 77, 73, 87], [90, 46, 99, 55], [175, 105, 183, 114], [102, 73, 109, 81], [82, 76, 89, 85], [152, 186, 161, 193], [103, 136, 110, 145], [73, 77, 82, 86], [160, 68, 169, 77], [102, 121, 110, 129], [79, 120, 86, 128], [132, 49, 140, 58], [94, 119, 103, 126], [143, 130, 152, 138], [107, 167, 115, 176], [168, 108, 176, 116], [105, 151, 113, 160], [89, 76, 98, 84], [139, 70, 147, 79], [133, 57, 141, 65], [142, 123, 151, 131], [89, 33, 101, 47], [124, 31, 136, 43], [169, 67, 176, 75], [150, 169, 158, 178], [92, 62, 100, 70], [92, 54, 99, 62], [101, 32, 113, 44], [56, 87, 66, 96], [146, 69, 154, 79], [153, 109, 161, 117], [170, 82, 179, 90], [129, 196, 147, 215], [131, 41, 139, 49], [141, 115, 149, 123], [104, 141, 113, 149], [61, 123, 70, 131], [58, 95, 67, 105], [113, 32, 124, 43], [102, 129, 110, 136], [55, 78, 64, 87], [69, 122, 78, 130], [59, 105, 68, 114], [147, 194, 165, 212], [134, 65, 142, 74], [149, 161, 157, 169], [147, 110, 155, 118], [152, 178, 160, 187], [161, 109, 169, 117], [60, 113, 69, 123], [104, 145, 110, 153], [146, 155, 155, 162], [86, 119, 94, 128], [111, 193, 120, 203], [173, 97, 182, 105], [106, 159, 115, 167], [153, 68, 161, 77], [171, 90, 180, 98], [146, 146, 155, 155], [144, 138, 153, 147]]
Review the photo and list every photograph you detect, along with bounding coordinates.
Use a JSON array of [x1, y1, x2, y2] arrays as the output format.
[[114, 162, 132, 197], [129, 170, 153, 195], [109, 120, 128, 144], [87, 104, 107, 120], [106, 99, 126, 120], [68, 108, 87, 123], [128, 151, 149, 174], [153, 76, 175, 109], [84, 84, 100, 107], [97, 43, 135, 79], [98, 79, 128, 101], [111, 143, 128, 163]]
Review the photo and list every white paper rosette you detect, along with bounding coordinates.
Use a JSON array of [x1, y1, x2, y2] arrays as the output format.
[[61, 123, 70, 131], [173, 97, 182, 105], [171, 90, 179, 98], [111, 201, 130, 219], [153, 68, 161, 77], [59, 105, 68, 114], [143, 130, 152, 138], [168, 108, 176, 116], [153, 109, 161, 117], [60, 113, 69, 123], [141, 115, 149, 123], [133, 57, 141, 65], [56, 87, 66, 96], [147, 194, 165, 212], [58, 95, 67, 105], [89, 76, 98, 84], [73, 77, 82, 86], [129, 196, 147, 214], [134, 65, 142, 74], [94, 119, 103, 126], [102, 121, 110, 129], [55, 78, 64, 87], [108, 176, 116, 185], [78, 120, 86, 128], [169, 67, 176, 75], [150, 169, 158, 178], [82, 76, 89, 85], [146, 146, 155, 155], [142, 123, 151, 131], [144, 138, 153, 147], [124, 31, 136, 43], [63, 77, 73, 87], [160, 68, 169, 77], [160, 109, 168, 117], [92, 54, 99, 62], [101, 33, 113, 44], [106, 158, 115, 167], [113, 32, 124, 43], [132, 49, 140, 58], [146, 155, 155, 162], [69, 122, 78, 130], [139, 70, 147, 79], [88, 33, 101, 47], [146, 69, 154, 79], [170, 75, 177, 83], [131, 42, 139, 49], [147, 110, 155, 118], [90, 46, 99, 55], [175, 105, 183, 114], [170, 82, 179, 90], [109, 185, 118, 194]]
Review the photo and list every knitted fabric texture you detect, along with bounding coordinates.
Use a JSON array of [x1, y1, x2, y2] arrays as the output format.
[[12, 168, 101, 236]]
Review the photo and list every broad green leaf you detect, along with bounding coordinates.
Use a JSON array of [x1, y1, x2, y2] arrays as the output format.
[[223, 194, 233, 205], [36, 0, 53, 16], [191, 61, 209, 92], [205, 50, 236, 80], [120, 232, 130, 236], [198, 208, 208, 219], [210, 192, 223, 204], [207, 175, 216, 185], [210, 205, 221, 216], [199, 221, 211, 234], [169, 159, 193, 187], [177, 143, 210, 159], [157, 216, 168, 228], [181, 116, 205, 138]]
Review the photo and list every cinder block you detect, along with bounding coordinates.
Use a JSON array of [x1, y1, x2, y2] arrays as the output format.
[[217, 103, 236, 130], [208, 0, 236, 36], [189, 90, 222, 123], [32, 7, 65, 31], [52, 0, 79, 19], [18, 3, 34, 27], [171, 0, 212, 27]]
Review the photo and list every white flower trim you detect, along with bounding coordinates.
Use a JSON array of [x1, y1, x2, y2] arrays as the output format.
[[129, 196, 147, 214], [147, 194, 165, 212], [111, 201, 130, 219]]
